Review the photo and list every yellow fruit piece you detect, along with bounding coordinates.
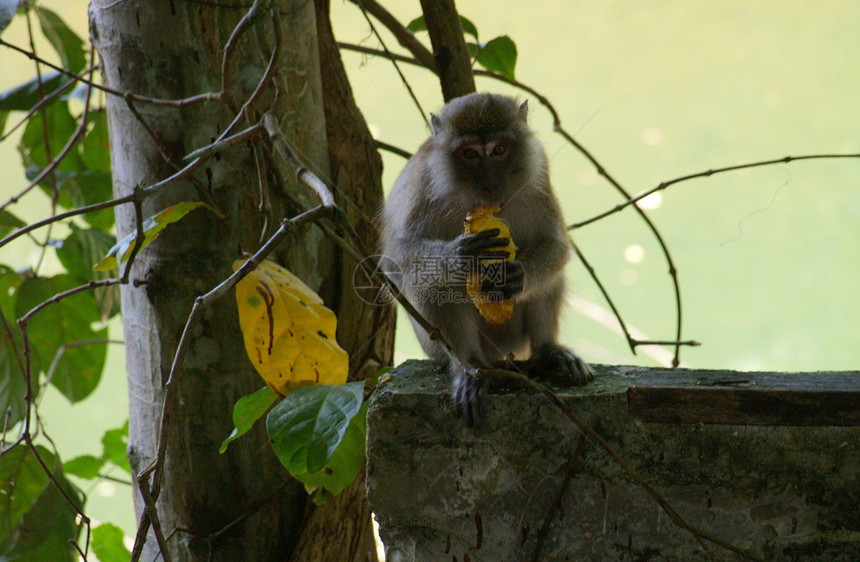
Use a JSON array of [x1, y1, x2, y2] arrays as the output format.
[[464, 206, 516, 325], [233, 259, 349, 396]]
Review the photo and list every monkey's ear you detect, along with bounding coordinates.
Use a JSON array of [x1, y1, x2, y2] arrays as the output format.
[[430, 113, 442, 134], [518, 100, 529, 123]]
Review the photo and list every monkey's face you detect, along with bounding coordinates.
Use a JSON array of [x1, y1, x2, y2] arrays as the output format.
[[429, 93, 536, 205], [449, 133, 525, 201]]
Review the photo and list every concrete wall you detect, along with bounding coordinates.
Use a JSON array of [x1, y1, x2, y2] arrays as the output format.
[[366, 361, 859, 561]]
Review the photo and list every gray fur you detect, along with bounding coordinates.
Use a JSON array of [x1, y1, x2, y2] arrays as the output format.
[[381, 93, 592, 425]]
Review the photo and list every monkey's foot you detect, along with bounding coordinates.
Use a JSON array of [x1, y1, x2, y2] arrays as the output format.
[[452, 372, 487, 427], [527, 344, 593, 386]]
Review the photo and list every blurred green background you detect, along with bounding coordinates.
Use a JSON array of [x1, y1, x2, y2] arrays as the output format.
[[2, 0, 858, 538]]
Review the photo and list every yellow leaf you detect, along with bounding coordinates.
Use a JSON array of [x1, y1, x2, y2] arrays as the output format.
[[233, 259, 348, 396], [464, 206, 516, 325]]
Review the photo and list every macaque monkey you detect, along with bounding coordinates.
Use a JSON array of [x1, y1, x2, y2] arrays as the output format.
[[381, 92, 593, 425]]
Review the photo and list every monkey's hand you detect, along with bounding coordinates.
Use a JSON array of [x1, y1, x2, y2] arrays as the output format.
[[527, 344, 593, 386], [478, 258, 523, 301], [450, 228, 512, 261]]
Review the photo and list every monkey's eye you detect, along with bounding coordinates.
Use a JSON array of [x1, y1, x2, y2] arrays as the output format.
[[460, 147, 480, 161], [491, 143, 507, 156]]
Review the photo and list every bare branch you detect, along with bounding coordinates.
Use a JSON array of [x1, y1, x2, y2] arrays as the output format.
[[570, 241, 638, 354], [222, 0, 264, 110], [183, 122, 264, 161], [374, 139, 412, 159], [0, 194, 138, 250], [0, 75, 78, 143], [350, 0, 437, 71], [570, 153, 860, 229], [17, 280, 123, 327], [0, 38, 221, 107], [0, 81, 95, 216], [349, 1, 429, 124], [263, 112, 335, 207]]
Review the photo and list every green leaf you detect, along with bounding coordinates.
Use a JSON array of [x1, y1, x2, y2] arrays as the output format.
[[49, 169, 115, 230], [92, 523, 131, 562], [220, 386, 278, 453], [295, 403, 367, 505], [0, 1, 17, 37], [18, 101, 114, 228], [57, 224, 116, 280], [0, 445, 83, 561], [15, 274, 107, 403], [0, 445, 45, 541], [19, 99, 79, 171], [0, 264, 23, 320], [406, 14, 479, 40], [0, 71, 68, 112], [0, 209, 26, 238], [102, 421, 130, 473], [93, 201, 216, 271], [405, 15, 426, 33], [458, 15, 479, 41], [35, 7, 86, 74], [475, 35, 518, 79], [0, 266, 37, 427], [57, 224, 119, 320], [62, 454, 105, 480], [0, 327, 30, 428], [267, 381, 364, 475]]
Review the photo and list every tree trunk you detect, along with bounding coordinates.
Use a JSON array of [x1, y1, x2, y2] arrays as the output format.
[[90, 0, 388, 559], [419, 0, 476, 101], [283, 3, 397, 560]]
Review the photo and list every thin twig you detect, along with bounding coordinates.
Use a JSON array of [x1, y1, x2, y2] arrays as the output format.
[[0, 38, 221, 107], [26, 8, 60, 275], [350, 0, 437, 71], [18, 280, 123, 327], [570, 240, 638, 354], [0, 193, 137, 250], [374, 139, 412, 159], [570, 153, 860, 229], [136, 476, 171, 562], [123, 95, 178, 166], [1, 78, 96, 218], [120, 188, 146, 284], [262, 113, 335, 207], [552, 128, 687, 366], [22, 435, 91, 546], [183, 122, 264, 161], [0, 73, 77, 143], [221, 0, 263, 111], [351, 1, 428, 125]]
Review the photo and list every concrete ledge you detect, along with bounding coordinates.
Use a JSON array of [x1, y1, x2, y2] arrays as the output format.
[[366, 361, 860, 561]]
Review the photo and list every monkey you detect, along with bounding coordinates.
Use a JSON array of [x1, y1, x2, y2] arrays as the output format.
[[381, 92, 593, 426]]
